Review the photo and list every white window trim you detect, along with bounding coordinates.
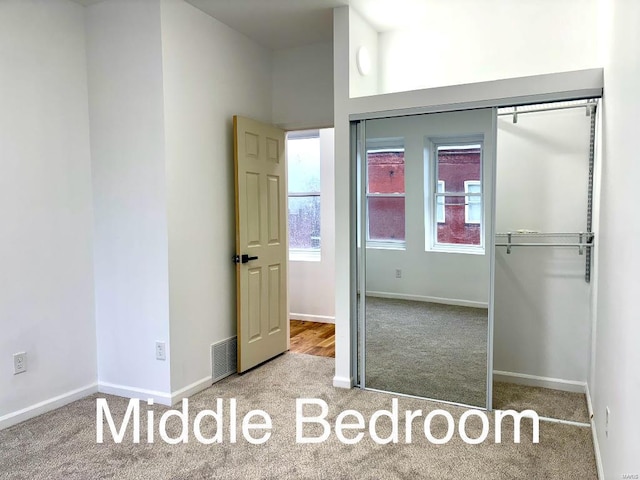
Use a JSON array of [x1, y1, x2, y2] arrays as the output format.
[[289, 248, 321, 262], [365, 239, 406, 250]]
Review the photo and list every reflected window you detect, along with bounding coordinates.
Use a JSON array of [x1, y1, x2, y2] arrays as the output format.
[[366, 141, 405, 246], [432, 142, 483, 250], [287, 132, 320, 258]]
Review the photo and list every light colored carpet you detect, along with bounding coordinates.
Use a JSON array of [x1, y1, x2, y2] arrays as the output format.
[[0, 353, 597, 479], [493, 382, 589, 424], [365, 297, 488, 407]]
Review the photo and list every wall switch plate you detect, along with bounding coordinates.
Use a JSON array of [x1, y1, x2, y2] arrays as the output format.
[[395, 269, 402, 278], [156, 341, 166, 361], [13, 352, 27, 375]]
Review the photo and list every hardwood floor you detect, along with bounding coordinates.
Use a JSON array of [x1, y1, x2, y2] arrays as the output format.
[[289, 320, 335, 358]]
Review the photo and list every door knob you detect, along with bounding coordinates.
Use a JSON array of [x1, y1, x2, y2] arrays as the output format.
[[233, 254, 259, 264]]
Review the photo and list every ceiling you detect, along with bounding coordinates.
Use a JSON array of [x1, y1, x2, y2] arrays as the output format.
[[185, 0, 347, 50], [185, 0, 437, 50], [72, 0, 433, 51]]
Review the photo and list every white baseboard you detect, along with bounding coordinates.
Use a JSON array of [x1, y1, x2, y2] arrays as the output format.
[[0, 382, 98, 431], [170, 376, 212, 406], [99, 376, 214, 407], [290, 313, 335, 324], [98, 382, 172, 406], [586, 384, 605, 480], [333, 375, 353, 389], [493, 370, 586, 393], [366, 291, 488, 309]]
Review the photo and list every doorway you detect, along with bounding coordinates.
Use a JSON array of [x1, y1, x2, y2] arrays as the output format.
[[286, 128, 337, 359]]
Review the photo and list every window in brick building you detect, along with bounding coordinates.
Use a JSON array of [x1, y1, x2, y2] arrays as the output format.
[[287, 132, 321, 259], [431, 141, 483, 252], [366, 140, 405, 247]]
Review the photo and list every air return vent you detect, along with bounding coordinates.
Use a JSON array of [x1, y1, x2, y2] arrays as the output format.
[[211, 337, 237, 383]]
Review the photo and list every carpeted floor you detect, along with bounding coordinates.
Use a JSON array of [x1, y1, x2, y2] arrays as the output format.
[[362, 297, 590, 423], [364, 297, 488, 407], [0, 353, 597, 480], [492, 382, 590, 424]]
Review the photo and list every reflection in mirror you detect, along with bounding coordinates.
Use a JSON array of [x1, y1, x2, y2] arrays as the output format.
[[357, 109, 494, 409]]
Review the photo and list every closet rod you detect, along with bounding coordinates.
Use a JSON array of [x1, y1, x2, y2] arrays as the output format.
[[495, 232, 595, 238], [495, 232, 594, 255], [495, 243, 593, 248], [497, 100, 597, 118]]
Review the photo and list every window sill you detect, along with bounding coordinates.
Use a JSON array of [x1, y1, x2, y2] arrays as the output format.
[[429, 245, 485, 255], [366, 241, 406, 251], [289, 250, 321, 262]]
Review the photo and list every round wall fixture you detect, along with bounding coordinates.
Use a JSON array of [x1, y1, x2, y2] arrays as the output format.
[[356, 46, 371, 76]]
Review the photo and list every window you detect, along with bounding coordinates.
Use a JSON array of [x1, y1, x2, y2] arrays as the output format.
[[287, 132, 321, 259], [366, 140, 405, 247], [432, 141, 483, 250]]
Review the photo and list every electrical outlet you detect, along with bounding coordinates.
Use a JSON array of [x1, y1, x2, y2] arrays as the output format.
[[155, 342, 166, 361], [605, 406, 610, 438], [395, 269, 402, 279], [13, 352, 27, 375]]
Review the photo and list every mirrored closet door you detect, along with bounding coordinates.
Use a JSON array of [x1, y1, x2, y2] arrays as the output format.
[[354, 108, 495, 409]]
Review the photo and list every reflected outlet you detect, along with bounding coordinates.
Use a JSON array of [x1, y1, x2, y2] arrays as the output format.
[[13, 352, 27, 375], [395, 269, 402, 279]]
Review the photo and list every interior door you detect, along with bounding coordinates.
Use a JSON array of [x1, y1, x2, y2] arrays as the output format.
[[234, 115, 288, 372]]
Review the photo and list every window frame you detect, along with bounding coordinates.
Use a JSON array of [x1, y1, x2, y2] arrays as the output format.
[[287, 130, 322, 261], [365, 138, 406, 250], [427, 136, 485, 254]]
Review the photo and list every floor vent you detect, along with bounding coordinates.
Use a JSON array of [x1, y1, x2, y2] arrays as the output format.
[[211, 336, 237, 383]]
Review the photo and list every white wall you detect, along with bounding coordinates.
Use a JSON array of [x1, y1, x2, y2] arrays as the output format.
[[494, 107, 593, 383], [332, 6, 353, 388], [272, 42, 334, 130], [0, 0, 96, 426], [591, 0, 640, 475], [86, 0, 172, 400], [160, 0, 273, 393], [349, 8, 378, 98], [364, 110, 494, 307], [289, 129, 336, 323], [378, 0, 600, 94]]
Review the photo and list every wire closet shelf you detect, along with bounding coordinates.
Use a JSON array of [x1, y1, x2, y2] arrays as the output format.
[[495, 232, 595, 256]]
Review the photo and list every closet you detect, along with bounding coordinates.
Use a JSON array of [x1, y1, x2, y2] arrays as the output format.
[[493, 99, 597, 422], [352, 98, 599, 420]]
